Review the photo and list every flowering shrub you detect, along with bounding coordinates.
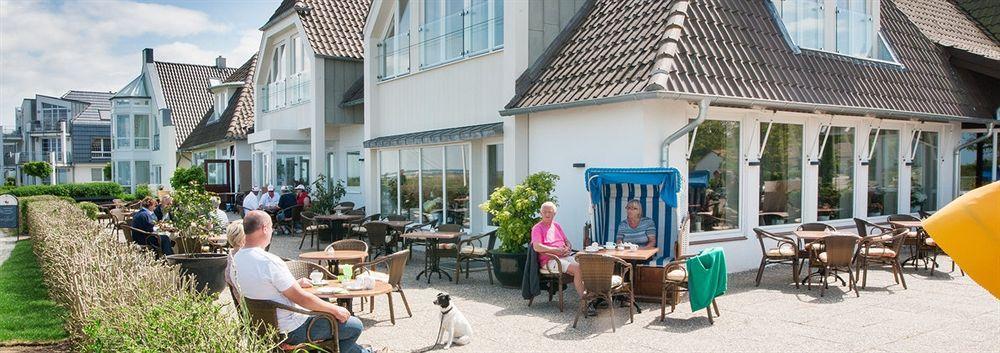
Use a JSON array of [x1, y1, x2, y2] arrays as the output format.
[[26, 199, 276, 352], [479, 172, 559, 253]]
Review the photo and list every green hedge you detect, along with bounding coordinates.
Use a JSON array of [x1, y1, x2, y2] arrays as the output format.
[[0, 182, 124, 199], [25, 199, 277, 352]]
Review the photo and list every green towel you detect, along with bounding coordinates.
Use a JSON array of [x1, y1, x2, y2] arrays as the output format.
[[686, 247, 727, 312]]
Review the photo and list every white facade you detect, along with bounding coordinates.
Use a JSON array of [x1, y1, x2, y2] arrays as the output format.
[[249, 10, 366, 206], [109, 68, 177, 193]]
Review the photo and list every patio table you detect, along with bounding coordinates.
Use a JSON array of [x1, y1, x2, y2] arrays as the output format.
[[402, 230, 463, 283], [315, 213, 364, 242], [305, 279, 394, 317], [300, 250, 368, 274]]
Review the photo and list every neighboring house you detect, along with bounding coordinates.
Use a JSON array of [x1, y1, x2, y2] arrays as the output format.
[[180, 55, 258, 195], [248, 0, 370, 206], [362, 0, 587, 230], [8, 90, 113, 185], [111, 48, 238, 192], [495, 0, 999, 271]]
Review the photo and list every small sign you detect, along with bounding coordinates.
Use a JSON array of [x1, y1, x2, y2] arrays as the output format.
[[0, 194, 18, 229]]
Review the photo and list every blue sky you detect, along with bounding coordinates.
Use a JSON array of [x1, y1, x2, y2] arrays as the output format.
[[0, 0, 282, 126]]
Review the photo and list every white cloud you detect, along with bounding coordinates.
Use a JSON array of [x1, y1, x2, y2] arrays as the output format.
[[0, 0, 259, 126]]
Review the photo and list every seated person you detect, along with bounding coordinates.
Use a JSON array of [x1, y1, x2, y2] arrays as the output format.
[[154, 195, 173, 221], [258, 185, 280, 211], [243, 186, 261, 216], [277, 186, 300, 233], [531, 202, 584, 297], [616, 199, 657, 248], [232, 211, 383, 353], [295, 184, 311, 209], [131, 197, 173, 255], [211, 196, 229, 229]]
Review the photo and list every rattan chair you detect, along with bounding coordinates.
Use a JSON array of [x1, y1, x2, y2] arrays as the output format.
[[299, 212, 327, 250], [353, 249, 412, 325], [806, 235, 859, 297], [110, 208, 127, 239], [325, 239, 369, 266], [854, 218, 892, 238], [797, 222, 836, 251], [453, 230, 498, 284], [660, 216, 720, 324], [855, 228, 909, 290], [243, 298, 340, 352], [337, 202, 355, 210], [285, 260, 336, 280], [345, 213, 379, 240], [530, 253, 571, 312], [364, 222, 396, 259], [385, 214, 408, 221], [753, 228, 800, 288], [887, 214, 924, 269], [572, 253, 634, 332], [120, 224, 168, 257], [275, 204, 302, 234]]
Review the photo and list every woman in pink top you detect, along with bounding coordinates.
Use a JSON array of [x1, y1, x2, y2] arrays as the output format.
[[531, 202, 584, 296]]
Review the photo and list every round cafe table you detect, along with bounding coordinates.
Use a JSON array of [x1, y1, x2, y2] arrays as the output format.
[[300, 250, 368, 274], [306, 280, 395, 320]]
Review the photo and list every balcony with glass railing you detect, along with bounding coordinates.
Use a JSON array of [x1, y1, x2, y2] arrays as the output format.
[[261, 73, 312, 112]]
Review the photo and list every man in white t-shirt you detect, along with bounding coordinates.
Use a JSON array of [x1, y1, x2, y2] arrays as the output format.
[[232, 211, 380, 353], [258, 185, 280, 211], [242, 186, 261, 216]]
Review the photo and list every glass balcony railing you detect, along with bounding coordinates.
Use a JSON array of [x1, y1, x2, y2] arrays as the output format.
[[836, 7, 873, 58], [262, 73, 311, 112]]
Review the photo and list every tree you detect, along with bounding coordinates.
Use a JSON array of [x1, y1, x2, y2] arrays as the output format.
[[23, 161, 53, 180], [170, 166, 207, 190], [103, 162, 112, 181]]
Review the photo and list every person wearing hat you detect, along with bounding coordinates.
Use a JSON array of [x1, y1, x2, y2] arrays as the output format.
[[277, 185, 300, 234], [259, 185, 280, 211], [243, 186, 261, 216], [295, 184, 312, 210]]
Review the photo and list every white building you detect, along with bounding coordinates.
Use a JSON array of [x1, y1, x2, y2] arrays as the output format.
[[247, 0, 369, 206], [110, 49, 238, 192], [364, 0, 999, 272]]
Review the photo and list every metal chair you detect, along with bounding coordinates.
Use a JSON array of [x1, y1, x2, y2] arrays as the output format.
[[573, 253, 634, 332], [299, 212, 327, 250], [660, 216, 720, 324]]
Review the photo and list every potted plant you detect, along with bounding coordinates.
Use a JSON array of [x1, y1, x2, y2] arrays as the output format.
[[309, 174, 347, 241], [480, 172, 558, 288], [165, 181, 229, 294]]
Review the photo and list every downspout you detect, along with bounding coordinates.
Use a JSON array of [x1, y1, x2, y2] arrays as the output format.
[[660, 98, 711, 167], [952, 107, 997, 198]]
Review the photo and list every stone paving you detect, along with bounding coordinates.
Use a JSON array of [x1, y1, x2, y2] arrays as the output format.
[[266, 234, 999, 353]]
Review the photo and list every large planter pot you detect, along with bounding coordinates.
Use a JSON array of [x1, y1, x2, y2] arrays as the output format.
[[489, 250, 527, 288], [166, 253, 229, 295], [172, 236, 205, 254]]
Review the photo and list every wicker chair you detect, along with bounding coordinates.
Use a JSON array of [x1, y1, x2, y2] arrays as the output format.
[[855, 228, 909, 290], [299, 212, 328, 250], [661, 216, 720, 324], [243, 298, 340, 352], [454, 230, 498, 284], [325, 239, 369, 266], [345, 213, 380, 240], [285, 260, 336, 280], [337, 202, 355, 210], [805, 235, 859, 297], [854, 218, 892, 238], [352, 249, 412, 325], [275, 205, 302, 234], [385, 214, 408, 221], [364, 222, 395, 259], [572, 253, 634, 332], [752, 228, 800, 288], [530, 252, 571, 312], [797, 222, 836, 251], [887, 214, 923, 269], [110, 208, 127, 239], [121, 224, 167, 257]]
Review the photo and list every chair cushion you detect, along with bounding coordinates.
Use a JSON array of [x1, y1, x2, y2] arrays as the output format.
[[539, 267, 561, 276], [806, 243, 825, 251], [306, 224, 329, 231], [351, 226, 367, 233], [905, 230, 919, 238], [766, 244, 797, 257], [860, 247, 896, 258], [818, 252, 828, 263], [459, 246, 487, 256], [611, 275, 623, 288], [665, 268, 687, 282], [924, 237, 936, 247], [437, 243, 457, 250]]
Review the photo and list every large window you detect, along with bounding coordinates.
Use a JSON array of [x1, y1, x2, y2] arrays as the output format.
[[41, 138, 63, 163], [759, 123, 803, 225], [346, 151, 362, 188], [114, 114, 153, 150], [817, 126, 854, 221], [380, 145, 473, 224], [910, 131, 938, 212], [115, 114, 131, 148], [275, 154, 310, 186], [91, 138, 112, 159], [91, 168, 107, 182], [688, 120, 740, 233], [773, 0, 895, 62], [486, 144, 503, 226], [39, 103, 69, 131], [206, 161, 227, 185], [420, 0, 504, 69], [866, 129, 899, 216], [133, 114, 150, 149], [959, 132, 996, 194], [380, 150, 400, 215], [115, 161, 132, 189], [192, 150, 216, 167], [134, 161, 150, 186]]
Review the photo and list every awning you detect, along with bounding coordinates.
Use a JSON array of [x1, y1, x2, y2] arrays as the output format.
[[363, 122, 503, 148]]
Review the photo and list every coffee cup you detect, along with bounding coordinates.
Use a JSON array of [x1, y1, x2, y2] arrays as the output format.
[[309, 270, 323, 283]]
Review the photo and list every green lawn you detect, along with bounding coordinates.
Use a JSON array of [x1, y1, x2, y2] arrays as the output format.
[[0, 239, 67, 343]]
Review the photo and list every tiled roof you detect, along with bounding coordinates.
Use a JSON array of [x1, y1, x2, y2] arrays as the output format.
[[506, 0, 996, 120], [154, 61, 237, 148], [180, 55, 257, 150], [954, 0, 1000, 42], [61, 90, 114, 122], [264, 0, 371, 60], [896, 0, 1000, 61], [341, 76, 363, 107]]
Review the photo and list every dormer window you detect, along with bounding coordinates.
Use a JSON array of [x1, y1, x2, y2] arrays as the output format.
[[773, 0, 898, 63], [209, 91, 228, 124]]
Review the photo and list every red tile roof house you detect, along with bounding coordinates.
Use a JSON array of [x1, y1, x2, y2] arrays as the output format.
[[498, 0, 999, 271]]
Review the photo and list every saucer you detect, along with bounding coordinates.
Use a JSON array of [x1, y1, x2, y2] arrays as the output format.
[[310, 280, 327, 287]]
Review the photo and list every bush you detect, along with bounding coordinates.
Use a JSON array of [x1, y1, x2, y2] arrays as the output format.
[[480, 172, 559, 253], [25, 199, 277, 352], [133, 184, 151, 200], [23, 161, 52, 180], [0, 182, 124, 200], [77, 202, 100, 220], [170, 167, 206, 190], [17, 195, 75, 236]]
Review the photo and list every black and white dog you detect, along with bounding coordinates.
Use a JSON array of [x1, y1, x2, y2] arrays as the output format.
[[433, 292, 472, 349]]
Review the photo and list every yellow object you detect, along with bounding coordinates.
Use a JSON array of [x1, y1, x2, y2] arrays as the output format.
[[923, 182, 1000, 299]]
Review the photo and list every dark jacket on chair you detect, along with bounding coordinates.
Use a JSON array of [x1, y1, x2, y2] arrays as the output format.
[[522, 245, 541, 300]]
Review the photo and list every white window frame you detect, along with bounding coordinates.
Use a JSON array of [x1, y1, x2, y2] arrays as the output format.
[[686, 112, 747, 238], [905, 123, 945, 214], [418, 0, 504, 71], [771, 0, 899, 64], [751, 113, 807, 233], [91, 137, 112, 159], [858, 119, 907, 223], [376, 142, 472, 223], [345, 151, 363, 191], [483, 141, 503, 227]]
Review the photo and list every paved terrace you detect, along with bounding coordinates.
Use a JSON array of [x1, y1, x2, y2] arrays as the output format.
[[266, 234, 999, 353]]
